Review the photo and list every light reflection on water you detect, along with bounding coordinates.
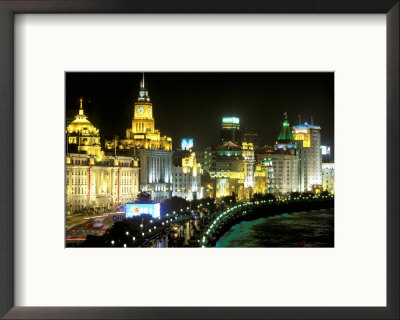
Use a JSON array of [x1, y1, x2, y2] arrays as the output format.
[[215, 208, 334, 248]]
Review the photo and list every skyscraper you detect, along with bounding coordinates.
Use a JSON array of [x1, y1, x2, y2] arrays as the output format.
[[267, 113, 300, 194], [220, 116, 241, 145], [243, 127, 259, 149], [292, 119, 322, 191]]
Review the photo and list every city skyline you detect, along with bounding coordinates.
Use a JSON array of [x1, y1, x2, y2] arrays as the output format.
[[66, 72, 334, 153], [65, 72, 334, 248]]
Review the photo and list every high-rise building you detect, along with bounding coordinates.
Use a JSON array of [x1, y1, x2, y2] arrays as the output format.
[[321, 145, 332, 162], [243, 127, 259, 148], [137, 148, 173, 201], [292, 120, 322, 191], [220, 116, 241, 145], [104, 75, 173, 201], [322, 163, 335, 194], [267, 113, 300, 194]]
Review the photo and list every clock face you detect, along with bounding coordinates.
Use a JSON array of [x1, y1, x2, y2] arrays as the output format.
[[147, 107, 152, 115], [137, 106, 145, 115]]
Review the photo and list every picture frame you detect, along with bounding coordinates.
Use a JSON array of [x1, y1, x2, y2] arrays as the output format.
[[0, 0, 398, 319]]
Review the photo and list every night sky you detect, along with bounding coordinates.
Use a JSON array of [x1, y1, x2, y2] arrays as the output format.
[[66, 72, 334, 152]]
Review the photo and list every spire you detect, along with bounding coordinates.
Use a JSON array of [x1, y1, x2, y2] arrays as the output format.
[[78, 98, 84, 116], [277, 112, 295, 142], [140, 72, 145, 89], [137, 73, 150, 102]]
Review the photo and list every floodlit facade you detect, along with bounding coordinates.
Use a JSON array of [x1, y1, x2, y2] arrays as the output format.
[[105, 74, 172, 151], [292, 121, 322, 191], [66, 102, 139, 214], [137, 148, 173, 202], [104, 75, 173, 201], [203, 141, 255, 200], [172, 152, 203, 200], [66, 154, 140, 214], [253, 157, 274, 194], [322, 163, 335, 194], [66, 99, 104, 161], [268, 113, 300, 194]]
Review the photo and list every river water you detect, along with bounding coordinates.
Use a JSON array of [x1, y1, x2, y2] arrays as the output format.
[[215, 208, 334, 248]]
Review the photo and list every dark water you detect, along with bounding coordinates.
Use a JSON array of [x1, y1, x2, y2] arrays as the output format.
[[215, 208, 334, 248]]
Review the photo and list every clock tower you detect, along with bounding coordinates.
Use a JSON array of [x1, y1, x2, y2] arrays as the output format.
[[132, 73, 155, 134], [104, 73, 173, 201]]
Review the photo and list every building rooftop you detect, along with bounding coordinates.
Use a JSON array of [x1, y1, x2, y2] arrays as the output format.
[[293, 122, 320, 129]]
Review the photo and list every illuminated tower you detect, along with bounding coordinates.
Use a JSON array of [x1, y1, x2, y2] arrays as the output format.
[[104, 74, 173, 201], [66, 98, 103, 161], [220, 117, 241, 145], [130, 73, 155, 136], [104, 73, 172, 151], [275, 112, 296, 150], [268, 113, 300, 194], [292, 118, 322, 192]]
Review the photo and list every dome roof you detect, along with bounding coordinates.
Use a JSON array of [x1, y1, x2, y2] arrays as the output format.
[[67, 103, 99, 134]]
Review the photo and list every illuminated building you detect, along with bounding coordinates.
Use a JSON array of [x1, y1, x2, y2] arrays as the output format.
[[253, 157, 274, 194], [321, 145, 332, 162], [137, 148, 173, 202], [292, 119, 322, 191], [275, 113, 297, 150], [322, 163, 335, 194], [105, 74, 172, 151], [66, 99, 104, 161], [104, 74, 173, 201], [172, 152, 203, 200], [181, 138, 194, 151], [203, 141, 255, 200], [267, 113, 300, 194], [66, 153, 139, 214], [220, 117, 242, 145], [65, 99, 139, 214], [268, 152, 300, 194]]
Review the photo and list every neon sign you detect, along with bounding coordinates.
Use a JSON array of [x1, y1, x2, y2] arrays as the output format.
[[126, 203, 160, 218], [222, 117, 240, 124]]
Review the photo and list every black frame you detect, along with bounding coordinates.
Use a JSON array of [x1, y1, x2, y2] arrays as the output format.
[[0, 0, 398, 319]]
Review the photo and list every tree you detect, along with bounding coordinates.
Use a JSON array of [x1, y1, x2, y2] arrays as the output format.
[[161, 196, 189, 216], [136, 191, 152, 203]]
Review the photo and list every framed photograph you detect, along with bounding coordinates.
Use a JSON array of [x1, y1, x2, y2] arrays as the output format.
[[0, 1, 398, 319]]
